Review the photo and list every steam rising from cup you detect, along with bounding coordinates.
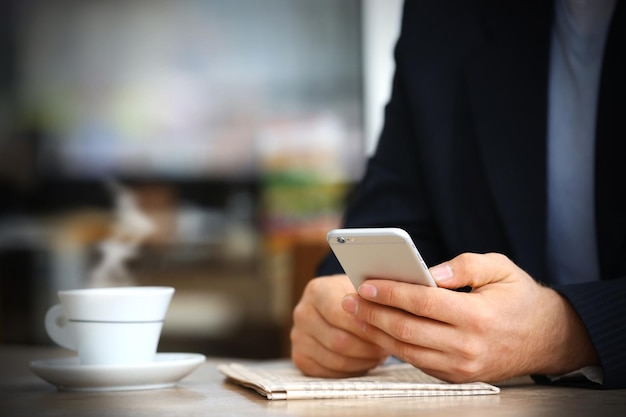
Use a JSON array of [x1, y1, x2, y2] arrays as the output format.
[[89, 180, 155, 287]]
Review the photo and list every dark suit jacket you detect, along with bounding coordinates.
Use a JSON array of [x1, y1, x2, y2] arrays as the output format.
[[317, 0, 626, 388]]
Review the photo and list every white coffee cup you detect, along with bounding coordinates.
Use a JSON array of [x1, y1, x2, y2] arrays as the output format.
[[45, 286, 175, 366]]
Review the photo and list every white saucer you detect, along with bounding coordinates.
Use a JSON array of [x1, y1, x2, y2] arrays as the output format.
[[29, 352, 205, 392]]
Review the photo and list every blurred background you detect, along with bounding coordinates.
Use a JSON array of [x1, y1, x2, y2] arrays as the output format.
[[0, 0, 402, 359]]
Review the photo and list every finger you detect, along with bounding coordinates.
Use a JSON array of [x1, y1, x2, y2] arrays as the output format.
[[305, 277, 388, 348], [355, 280, 471, 325], [293, 286, 387, 360], [291, 274, 389, 376], [351, 316, 462, 381], [309, 303, 389, 360], [343, 293, 459, 351], [290, 328, 383, 377], [318, 293, 380, 341], [430, 252, 516, 289]]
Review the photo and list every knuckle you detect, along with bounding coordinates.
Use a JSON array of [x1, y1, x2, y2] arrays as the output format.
[[328, 330, 351, 352], [289, 324, 303, 345], [386, 285, 403, 305], [291, 302, 308, 325], [325, 354, 353, 372], [358, 301, 376, 323], [389, 320, 416, 343], [452, 359, 482, 382], [487, 252, 510, 263], [291, 356, 304, 373], [447, 338, 487, 382], [463, 339, 486, 361], [456, 331, 486, 359], [468, 309, 493, 333], [304, 277, 324, 297], [455, 252, 475, 266], [393, 342, 421, 367], [414, 294, 436, 317], [290, 350, 305, 369], [291, 353, 317, 377]]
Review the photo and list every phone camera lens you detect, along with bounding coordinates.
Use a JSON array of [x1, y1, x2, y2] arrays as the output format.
[[336, 237, 346, 244]]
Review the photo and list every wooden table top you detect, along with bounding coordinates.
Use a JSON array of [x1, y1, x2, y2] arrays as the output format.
[[1, 345, 625, 417]]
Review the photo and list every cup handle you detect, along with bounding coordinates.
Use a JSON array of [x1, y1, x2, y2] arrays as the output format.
[[44, 304, 77, 350]]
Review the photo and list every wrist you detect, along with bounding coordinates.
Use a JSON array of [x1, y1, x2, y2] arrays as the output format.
[[533, 287, 600, 375]]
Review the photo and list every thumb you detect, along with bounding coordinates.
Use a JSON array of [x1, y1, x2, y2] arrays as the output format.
[[429, 252, 513, 290]]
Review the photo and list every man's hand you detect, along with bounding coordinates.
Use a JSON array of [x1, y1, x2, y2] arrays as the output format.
[[290, 274, 389, 378], [341, 252, 600, 383]]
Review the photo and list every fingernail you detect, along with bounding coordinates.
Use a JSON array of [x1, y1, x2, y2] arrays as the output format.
[[341, 295, 359, 315], [431, 264, 454, 284], [358, 283, 377, 299]]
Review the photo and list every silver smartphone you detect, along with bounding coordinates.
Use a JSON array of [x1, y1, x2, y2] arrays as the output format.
[[327, 227, 437, 289]]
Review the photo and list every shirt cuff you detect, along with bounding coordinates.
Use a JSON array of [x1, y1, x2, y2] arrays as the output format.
[[548, 366, 604, 385]]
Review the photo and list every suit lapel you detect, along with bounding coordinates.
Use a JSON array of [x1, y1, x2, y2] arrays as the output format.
[[463, 1, 553, 280]]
